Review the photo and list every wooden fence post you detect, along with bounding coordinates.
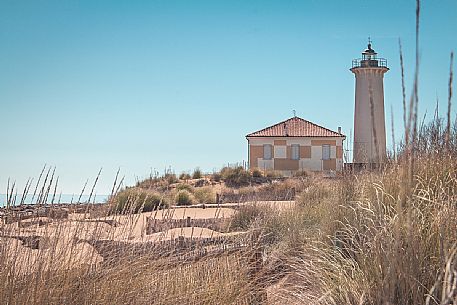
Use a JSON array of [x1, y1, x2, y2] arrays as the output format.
[[248, 231, 266, 304], [178, 235, 185, 248]]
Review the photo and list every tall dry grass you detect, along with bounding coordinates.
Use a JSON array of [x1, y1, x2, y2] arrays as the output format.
[[2, 1, 456, 304], [1, 166, 263, 304], [2, 121, 456, 305], [264, 2, 456, 303]]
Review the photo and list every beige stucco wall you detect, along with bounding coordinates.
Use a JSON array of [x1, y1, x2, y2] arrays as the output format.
[[247, 136, 344, 174], [351, 67, 388, 163]]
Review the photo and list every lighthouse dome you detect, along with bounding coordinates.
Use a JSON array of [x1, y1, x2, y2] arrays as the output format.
[[364, 44, 376, 54]]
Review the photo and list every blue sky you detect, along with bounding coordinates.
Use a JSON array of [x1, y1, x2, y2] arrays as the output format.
[[1, 0, 456, 195]]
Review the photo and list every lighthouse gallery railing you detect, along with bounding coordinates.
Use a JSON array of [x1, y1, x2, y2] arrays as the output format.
[[352, 58, 388, 69]]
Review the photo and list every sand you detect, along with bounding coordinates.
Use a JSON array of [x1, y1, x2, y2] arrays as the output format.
[[0, 206, 240, 274]]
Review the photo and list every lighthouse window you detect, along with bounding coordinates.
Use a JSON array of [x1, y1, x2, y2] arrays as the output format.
[[291, 144, 300, 160], [322, 145, 331, 160], [263, 144, 272, 160]]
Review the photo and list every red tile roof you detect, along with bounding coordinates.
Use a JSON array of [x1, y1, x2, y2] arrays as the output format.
[[246, 116, 345, 138]]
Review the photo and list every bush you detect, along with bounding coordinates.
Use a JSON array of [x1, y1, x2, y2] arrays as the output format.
[[237, 186, 255, 197], [221, 166, 251, 187], [175, 190, 194, 206], [136, 177, 157, 189], [211, 172, 222, 182], [229, 204, 265, 231], [293, 170, 310, 177], [175, 183, 194, 193], [265, 170, 283, 179], [164, 173, 178, 185], [179, 173, 191, 180], [192, 168, 202, 179], [142, 193, 165, 211], [251, 168, 263, 178], [111, 188, 167, 214], [194, 187, 216, 204]]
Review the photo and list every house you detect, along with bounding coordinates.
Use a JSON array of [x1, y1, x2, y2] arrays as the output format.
[[246, 116, 346, 175]]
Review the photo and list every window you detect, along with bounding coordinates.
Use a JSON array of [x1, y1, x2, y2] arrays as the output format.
[[322, 144, 331, 160], [291, 144, 300, 160], [263, 144, 272, 160]]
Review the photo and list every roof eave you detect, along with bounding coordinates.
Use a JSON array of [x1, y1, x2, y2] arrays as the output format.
[[246, 134, 346, 138]]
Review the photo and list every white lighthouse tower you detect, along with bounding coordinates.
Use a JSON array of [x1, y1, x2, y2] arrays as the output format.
[[350, 40, 389, 165]]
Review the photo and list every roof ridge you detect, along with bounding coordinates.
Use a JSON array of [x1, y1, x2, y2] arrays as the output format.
[[297, 117, 341, 135], [246, 116, 297, 137], [246, 116, 345, 138]]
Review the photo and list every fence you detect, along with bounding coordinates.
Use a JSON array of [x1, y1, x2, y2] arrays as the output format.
[[0, 203, 107, 224], [83, 231, 267, 303], [219, 187, 296, 203], [82, 233, 251, 266], [146, 216, 228, 234]]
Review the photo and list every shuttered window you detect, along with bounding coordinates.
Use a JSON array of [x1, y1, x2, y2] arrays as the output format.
[[263, 144, 273, 160], [263, 144, 272, 160], [322, 144, 331, 160], [291, 144, 300, 160]]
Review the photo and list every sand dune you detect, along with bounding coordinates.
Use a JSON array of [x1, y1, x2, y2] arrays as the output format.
[[0, 237, 102, 275], [0, 206, 242, 275]]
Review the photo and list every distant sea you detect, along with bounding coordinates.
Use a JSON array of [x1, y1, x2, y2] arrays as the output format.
[[0, 194, 109, 207]]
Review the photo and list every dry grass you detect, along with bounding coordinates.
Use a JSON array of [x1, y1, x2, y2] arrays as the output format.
[[0, 248, 254, 304], [2, 130, 457, 305], [2, 1, 456, 304], [0, 199, 257, 304]]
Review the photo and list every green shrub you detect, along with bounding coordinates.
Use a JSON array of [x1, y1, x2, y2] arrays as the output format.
[[179, 173, 191, 180], [175, 190, 194, 206], [164, 173, 178, 185], [221, 166, 251, 187], [111, 188, 167, 214], [194, 187, 216, 204], [175, 183, 194, 193], [192, 168, 202, 179], [142, 192, 166, 211]]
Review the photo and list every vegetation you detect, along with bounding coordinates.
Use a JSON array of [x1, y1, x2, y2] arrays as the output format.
[[1, 2, 455, 304], [221, 166, 251, 187], [292, 169, 310, 177], [175, 189, 194, 206], [192, 168, 202, 179], [111, 187, 167, 213], [164, 173, 178, 185], [2, 115, 457, 304], [251, 168, 263, 178], [193, 186, 216, 204], [228, 204, 266, 231], [179, 172, 191, 180], [175, 183, 193, 193], [264, 170, 283, 179], [211, 171, 222, 182]]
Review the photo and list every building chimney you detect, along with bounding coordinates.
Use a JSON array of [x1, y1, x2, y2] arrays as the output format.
[[338, 126, 342, 134]]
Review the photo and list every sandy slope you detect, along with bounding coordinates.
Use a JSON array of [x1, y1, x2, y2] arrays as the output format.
[[2, 203, 293, 274]]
